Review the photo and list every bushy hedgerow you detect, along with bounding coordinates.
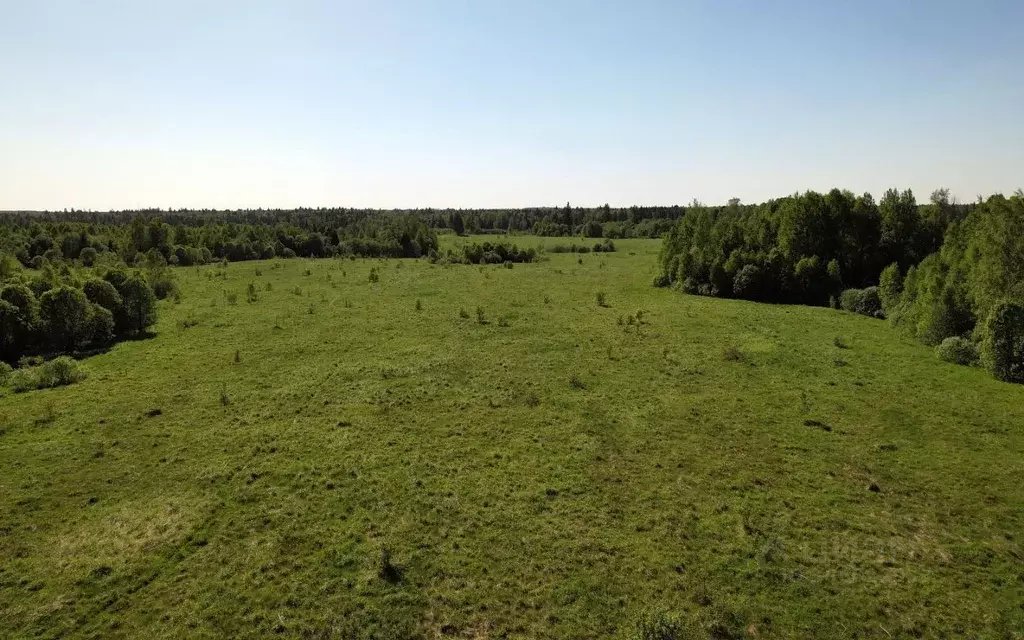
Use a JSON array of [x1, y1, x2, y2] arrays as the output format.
[[449, 241, 537, 265], [545, 241, 613, 254]]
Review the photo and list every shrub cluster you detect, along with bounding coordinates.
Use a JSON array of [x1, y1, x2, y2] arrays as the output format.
[[839, 287, 883, 318], [546, 239, 616, 254], [7, 356, 87, 392], [438, 241, 538, 265], [0, 265, 158, 363]]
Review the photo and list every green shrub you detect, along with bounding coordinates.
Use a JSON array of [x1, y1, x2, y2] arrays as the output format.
[[88, 304, 115, 343], [0, 361, 12, 385], [39, 286, 91, 351], [0, 284, 40, 360], [878, 262, 903, 316], [0, 300, 32, 362], [11, 368, 37, 393], [980, 301, 1024, 383], [38, 356, 87, 388], [936, 337, 979, 366], [596, 291, 607, 307], [118, 274, 158, 334], [839, 287, 882, 318], [79, 247, 98, 267], [83, 278, 122, 313]]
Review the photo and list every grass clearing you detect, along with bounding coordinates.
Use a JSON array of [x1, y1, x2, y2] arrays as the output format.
[[1, 237, 1022, 638]]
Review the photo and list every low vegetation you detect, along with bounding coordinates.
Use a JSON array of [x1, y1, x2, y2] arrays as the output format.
[[1, 237, 1021, 638]]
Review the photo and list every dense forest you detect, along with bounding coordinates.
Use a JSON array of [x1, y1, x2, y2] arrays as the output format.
[[657, 188, 1024, 382]]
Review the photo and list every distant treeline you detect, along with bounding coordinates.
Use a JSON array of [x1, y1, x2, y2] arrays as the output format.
[[0, 202, 670, 271], [657, 188, 1024, 383], [0, 211, 439, 268]]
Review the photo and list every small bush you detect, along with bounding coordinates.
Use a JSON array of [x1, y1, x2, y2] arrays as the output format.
[[234, 349, 241, 364], [839, 287, 883, 318], [246, 282, 259, 303], [151, 276, 177, 300], [937, 336, 979, 366], [40, 356, 87, 388], [220, 385, 231, 406], [88, 304, 115, 343], [476, 307, 486, 324], [652, 274, 670, 288], [459, 308, 470, 319], [569, 374, 587, 390], [415, 299, 422, 311], [226, 293, 238, 305], [15, 356, 89, 392], [368, 267, 379, 283], [596, 291, 607, 307], [0, 361, 13, 386], [833, 336, 849, 349], [11, 368, 37, 393]]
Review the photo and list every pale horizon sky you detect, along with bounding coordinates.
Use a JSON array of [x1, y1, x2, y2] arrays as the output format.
[[2, 0, 1023, 211]]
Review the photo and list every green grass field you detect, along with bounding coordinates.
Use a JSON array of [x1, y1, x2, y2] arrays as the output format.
[[1, 237, 1022, 639]]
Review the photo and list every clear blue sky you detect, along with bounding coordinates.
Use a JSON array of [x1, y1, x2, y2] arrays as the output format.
[[2, 0, 1022, 210]]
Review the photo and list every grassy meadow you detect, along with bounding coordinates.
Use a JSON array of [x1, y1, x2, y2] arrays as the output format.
[[1, 237, 1022, 639]]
